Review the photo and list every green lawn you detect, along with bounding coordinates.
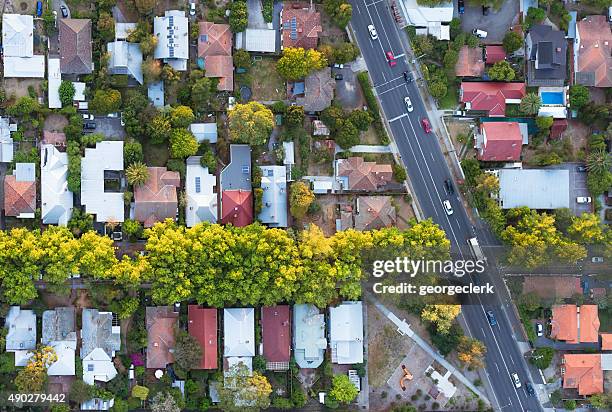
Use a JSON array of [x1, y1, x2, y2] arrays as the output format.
[[143, 142, 169, 167], [248, 58, 286, 101], [439, 83, 458, 110]]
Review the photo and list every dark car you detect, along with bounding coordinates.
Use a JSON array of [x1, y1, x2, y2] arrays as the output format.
[[458, 0, 465, 14], [403, 71, 413, 82], [84, 121, 96, 130], [576, 165, 587, 172], [335, 74, 343, 81], [486, 310, 497, 326], [482, 6, 489, 15], [525, 382, 535, 396], [60, 5, 69, 18], [444, 179, 454, 195]]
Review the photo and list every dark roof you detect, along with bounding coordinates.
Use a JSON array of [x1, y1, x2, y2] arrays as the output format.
[[187, 306, 218, 370], [262, 306, 291, 363], [527, 25, 567, 85], [59, 19, 93, 74]]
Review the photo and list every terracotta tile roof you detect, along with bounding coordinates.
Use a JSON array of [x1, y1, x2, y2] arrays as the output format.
[[297, 67, 335, 112], [601, 333, 612, 351], [59, 19, 92, 74], [460, 82, 526, 116], [575, 15, 612, 88], [579, 305, 600, 343], [198, 22, 234, 92], [282, 2, 322, 50], [4, 174, 36, 217], [485, 45, 506, 64], [478, 122, 523, 161], [262, 306, 291, 363], [562, 354, 603, 395], [187, 305, 217, 369], [551, 304, 600, 344], [337, 157, 393, 191], [134, 167, 180, 228], [221, 189, 253, 227], [146, 307, 179, 369], [42, 131, 67, 148], [354, 196, 396, 230], [522, 276, 582, 300], [455, 46, 484, 77]]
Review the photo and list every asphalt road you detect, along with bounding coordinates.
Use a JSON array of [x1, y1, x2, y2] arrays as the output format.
[[350, 1, 543, 410]]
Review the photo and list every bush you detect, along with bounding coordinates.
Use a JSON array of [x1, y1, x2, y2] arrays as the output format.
[[229, 1, 248, 33], [503, 31, 523, 53], [392, 163, 407, 182], [357, 72, 381, 122], [530, 347, 555, 369]]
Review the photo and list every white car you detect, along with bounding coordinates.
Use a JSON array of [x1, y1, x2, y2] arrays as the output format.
[[576, 196, 592, 204], [368, 24, 378, 40], [81, 113, 94, 120], [443, 200, 453, 216], [189, 2, 196, 16], [536, 323, 543, 337], [511, 373, 521, 389], [472, 28, 488, 38], [404, 96, 413, 112], [592, 256, 604, 263]]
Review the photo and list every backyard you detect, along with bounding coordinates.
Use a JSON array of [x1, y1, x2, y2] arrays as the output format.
[[244, 57, 286, 102]]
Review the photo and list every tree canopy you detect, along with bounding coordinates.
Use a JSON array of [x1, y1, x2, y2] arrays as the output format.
[[228, 102, 274, 146], [276, 47, 327, 80]]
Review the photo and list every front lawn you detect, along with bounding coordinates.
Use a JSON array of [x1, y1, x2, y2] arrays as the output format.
[[438, 83, 458, 110], [249, 58, 286, 102]]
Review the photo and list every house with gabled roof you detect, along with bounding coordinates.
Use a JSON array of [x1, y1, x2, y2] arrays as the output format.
[[475, 122, 525, 162], [134, 167, 180, 227], [336, 157, 393, 191], [259, 166, 288, 228], [562, 354, 604, 395], [186, 156, 218, 227], [146, 306, 179, 369], [262, 306, 291, 370], [281, 2, 322, 50], [4, 163, 36, 218], [5, 306, 36, 366], [526, 24, 567, 87], [59, 19, 93, 74], [398, 0, 453, 40], [198, 22, 234, 91], [329, 301, 363, 364], [107, 40, 144, 84], [188, 306, 218, 370], [221, 145, 253, 227], [551, 304, 600, 344], [154, 10, 189, 71], [601, 333, 612, 351], [2, 14, 45, 78], [42, 307, 77, 376], [41, 145, 73, 226], [574, 15, 612, 88], [80, 309, 121, 384], [485, 45, 506, 64], [224, 308, 255, 372], [460, 82, 526, 117], [293, 304, 326, 369], [354, 196, 396, 231], [296, 68, 335, 112]]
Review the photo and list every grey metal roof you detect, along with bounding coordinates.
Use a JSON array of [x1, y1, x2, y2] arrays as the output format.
[[527, 25, 567, 85], [80, 309, 121, 359], [258, 165, 287, 227], [42, 307, 76, 344], [15, 162, 35, 182], [5, 306, 36, 351], [220, 144, 252, 191], [498, 169, 569, 209]]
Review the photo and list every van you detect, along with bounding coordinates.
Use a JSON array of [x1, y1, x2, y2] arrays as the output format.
[[472, 29, 488, 38]]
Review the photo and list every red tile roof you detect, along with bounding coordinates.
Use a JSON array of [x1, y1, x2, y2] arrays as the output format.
[[221, 190, 253, 227], [576, 15, 612, 88], [4, 174, 36, 217], [601, 333, 612, 350], [198, 22, 234, 92], [485, 45, 506, 64], [551, 304, 600, 344], [282, 2, 322, 50], [478, 122, 522, 161], [262, 306, 291, 363], [455, 46, 485, 77], [563, 354, 603, 395], [134, 167, 181, 227], [460, 82, 526, 116], [337, 157, 393, 191], [579, 305, 600, 343], [188, 305, 218, 370], [355, 196, 396, 230]]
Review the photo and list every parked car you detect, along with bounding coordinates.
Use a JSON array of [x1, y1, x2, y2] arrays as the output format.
[[84, 121, 96, 130], [576, 165, 587, 172], [443, 200, 454, 216], [333, 63, 344, 69], [536, 323, 543, 337], [486, 310, 497, 326], [421, 118, 432, 133], [444, 179, 454, 195], [576, 196, 592, 204], [385, 51, 396, 67], [368, 24, 378, 40], [120, 112, 125, 127], [473, 28, 488, 38], [403, 71, 413, 82], [458, 0, 465, 14], [335, 74, 343, 81], [592, 256, 604, 263], [511, 373, 522, 389], [525, 382, 535, 396], [189, 2, 196, 16], [404, 96, 414, 112], [36, 1, 43, 16], [81, 113, 94, 121], [107, 112, 119, 118], [60, 5, 68, 18]]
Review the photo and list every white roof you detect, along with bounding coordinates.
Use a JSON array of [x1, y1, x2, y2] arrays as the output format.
[[399, 0, 453, 26], [185, 156, 217, 227], [82, 347, 118, 385], [2, 14, 33, 57], [107, 41, 144, 84], [189, 123, 218, 144], [47, 340, 77, 376], [0, 117, 14, 163], [602, 353, 612, 371], [499, 168, 570, 209], [293, 304, 327, 369], [283, 142, 295, 165], [4, 55, 45, 78], [236, 29, 276, 53], [15, 162, 35, 182], [538, 106, 567, 119], [73, 82, 86, 101], [48, 58, 62, 109], [313, 180, 333, 193], [41, 145, 74, 226], [5, 306, 36, 353], [329, 301, 364, 364], [154, 10, 189, 69], [115, 22, 136, 40], [223, 308, 255, 358], [81, 141, 124, 223], [258, 166, 287, 228]]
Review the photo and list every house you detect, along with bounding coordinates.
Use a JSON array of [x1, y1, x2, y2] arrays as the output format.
[[148, 81, 165, 107], [198, 22, 233, 91], [497, 168, 569, 209], [188, 306, 218, 370], [574, 15, 612, 88], [336, 157, 393, 191], [601, 333, 612, 351], [261, 306, 291, 371], [48, 59, 62, 109], [224, 308, 255, 372], [4, 306, 36, 366], [485, 45, 506, 64], [354, 196, 396, 231], [154, 10, 189, 71], [189, 123, 218, 144], [526, 24, 567, 87], [296, 68, 335, 112], [281, 2, 322, 50], [41, 145, 73, 226], [42, 307, 77, 376], [550, 119, 568, 138], [329, 301, 364, 364], [522, 276, 582, 301], [133, 167, 181, 227], [293, 304, 326, 369], [146, 306, 179, 369], [551, 304, 600, 344], [186, 156, 218, 227], [221, 145, 253, 227], [107, 40, 144, 84], [455, 46, 484, 77], [115, 22, 136, 41], [259, 166, 288, 228], [81, 309, 120, 385], [562, 354, 603, 395], [475, 122, 525, 161], [460, 82, 526, 116], [235, 29, 277, 53], [59, 19, 93, 74], [2, 14, 45, 78], [397, 0, 453, 40], [0, 117, 14, 163], [283, 141, 295, 181], [81, 141, 124, 223], [4, 163, 36, 218]]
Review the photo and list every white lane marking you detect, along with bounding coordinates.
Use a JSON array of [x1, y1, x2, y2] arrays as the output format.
[[378, 82, 409, 96], [374, 75, 405, 89], [388, 113, 408, 123], [365, 0, 384, 6], [368, 0, 398, 58], [495, 362, 501, 373], [360, 0, 389, 81]]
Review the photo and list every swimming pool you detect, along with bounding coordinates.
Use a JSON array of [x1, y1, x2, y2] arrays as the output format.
[[540, 91, 564, 105]]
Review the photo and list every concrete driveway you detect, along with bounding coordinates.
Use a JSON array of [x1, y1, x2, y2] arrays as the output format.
[[91, 117, 126, 140], [334, 66, 362, 110], [460, 0, 518, 44], [247, 0, 267, 29]]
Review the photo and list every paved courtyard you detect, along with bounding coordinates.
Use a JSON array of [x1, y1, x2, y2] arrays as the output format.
[[460, 0, 519, 44]]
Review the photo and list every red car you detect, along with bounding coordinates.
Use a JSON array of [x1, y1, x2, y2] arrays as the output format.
[[421, 118, 432, 133], [386, 51, 396, 67]]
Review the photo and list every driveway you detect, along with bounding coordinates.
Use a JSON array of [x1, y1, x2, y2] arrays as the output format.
[[91, 117, 126, 140], [534, 335, 599, 351], [334, 66, 362, 110], [247, 0, 267, 29], [544, 163, 592, 216], [460, 0, 518, 44]]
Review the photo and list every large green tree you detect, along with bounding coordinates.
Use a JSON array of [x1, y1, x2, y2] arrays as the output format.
[[488, 61, 516, 81], [228, 102, 274, 146], [276, 47, 327, 80]]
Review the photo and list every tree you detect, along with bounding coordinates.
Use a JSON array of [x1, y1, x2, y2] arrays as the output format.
[[142, 57, 162, 84], [335, 118, 360, 149], [333, 42, 360, 64], [564, 399, 577, 410], [329, 374, 359, 404], [6, 96, 39, 117], [124, 141, 144, 166], [67, 208, 94, 237], [286, 105, 305, 128], [123, 219, 144, 241], [443, 49, 459, 71], [228, 102, 274, 145], [219, 363, 272, 411], [135, 0, 156, 15], [69, 379, 95, 403], [569, 84, 589, 109], [109, 398, 129, 412], [488, 60, 515, 81], [290, 181, 315, 219], [174, 331, 202, 371], [421, 305, 461, 335], [150, 113, 172, 144], [58, 80, 75, 107], [465, 33, 480, 48], [97, 11, 115, 42], [321, 105, 345, 131], [15, 346, 58, 392], [132, 385, 150, 401], [520, 92, 541, 115], [229, 0, 248, 33], [191, 77, 213, 109], [170, 105, 195, 128], [535, 116, 553, 131], [530, 347, 554, 369], [348, 109, 373, 131], [91, 89, 121, 114], [139, 33, 158, 56], [589, 393, 612, 409], [233, 49, 251, 69], [393, 163, 407, 182], [276, 47, 327, 80], [579, 102, 610, 124], [428, 80, 448, 100], [323, 0, 353, 28], [526, 7, 546, 27], [503, 31, 523, 53], [126, 162, 150, 186], [567, 213, 605, 244], [586, 150, 612, 175], [169, 128, 199, 158], [457, 336, 486, 369], [587, 170, 612, 196]]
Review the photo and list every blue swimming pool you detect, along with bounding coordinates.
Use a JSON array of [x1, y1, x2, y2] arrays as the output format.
[[540, 91, 564, 105]]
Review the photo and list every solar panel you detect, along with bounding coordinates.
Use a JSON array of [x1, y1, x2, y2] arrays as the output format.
[[290, 17, 298, 41], [195, 177, 201, 193], [242, 166, 250, 174]]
